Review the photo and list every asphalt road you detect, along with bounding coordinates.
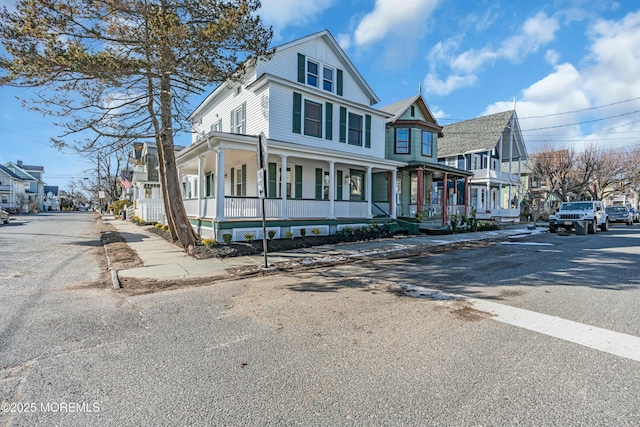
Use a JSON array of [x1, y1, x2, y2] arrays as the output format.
[[1, 213, 639, 426]]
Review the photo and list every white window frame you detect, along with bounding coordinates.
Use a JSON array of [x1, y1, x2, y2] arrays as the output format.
[[234, 106, 244, 134], [307, 59, 319, 88], [303, 98, 323, 138], [348, 112, 363, 146], [322, 66, 334, 93]]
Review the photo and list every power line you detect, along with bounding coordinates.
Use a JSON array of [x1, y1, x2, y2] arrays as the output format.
[[519, 96, 640, 119]]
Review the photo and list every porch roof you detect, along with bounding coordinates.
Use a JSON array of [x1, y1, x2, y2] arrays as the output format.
[[176, 131, 405, 174], [401, 161, 474, 179]]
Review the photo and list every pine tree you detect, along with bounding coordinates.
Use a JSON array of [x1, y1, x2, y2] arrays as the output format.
[[0, 0, 273, 250]]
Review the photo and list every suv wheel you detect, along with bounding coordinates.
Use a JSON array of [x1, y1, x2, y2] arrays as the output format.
[[588, 219, 597, 234], [600, 219, 609, 232]]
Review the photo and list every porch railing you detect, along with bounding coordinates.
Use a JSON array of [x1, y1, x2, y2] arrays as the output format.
[[138, 199, 165, 223], [182, 196, 372, 220]]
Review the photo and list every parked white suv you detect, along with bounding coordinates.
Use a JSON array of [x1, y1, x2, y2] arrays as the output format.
[[549, 201, 609, 234]]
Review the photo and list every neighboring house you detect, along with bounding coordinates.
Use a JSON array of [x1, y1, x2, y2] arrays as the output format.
[[130, 142, 165, 223], [380, 93, 473, 226], [439, 110, 528, 222], [0, 164, 26, 213], [4, 160, 46, 212], [176, 30, 403, 241], [43, 185, 60, 211]]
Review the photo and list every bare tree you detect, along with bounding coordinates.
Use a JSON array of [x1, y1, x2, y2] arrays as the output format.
[[0, 0, 273, 250], [585, 146, 626, 200], [530, 146, 577, 202]]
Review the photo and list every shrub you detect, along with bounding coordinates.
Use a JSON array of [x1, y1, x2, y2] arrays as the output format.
[[268, 230, 276, 240], [336, 227, 355, 237], [477, 221, 499, 231], [285, 231, 294, 239], [299, 228, 306, 237], [161, 224, 169, 231], [310, 228, 321, 236], [222, 233, 232, 244], [450, 214, 459, 232], [111, 199, 132, 213], [415, 211, 425, 222], [201, 238, 217, 247], [244, 232, 255, 242], [154, 223, 163, 229]]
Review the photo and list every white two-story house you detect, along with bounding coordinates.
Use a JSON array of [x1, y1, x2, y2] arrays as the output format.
[[439, 110, 528, 222], [176, 30, 403, 241], [0, 164, 26, 213]]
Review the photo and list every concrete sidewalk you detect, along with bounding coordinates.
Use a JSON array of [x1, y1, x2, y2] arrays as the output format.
[[101, 214, 544, 287]]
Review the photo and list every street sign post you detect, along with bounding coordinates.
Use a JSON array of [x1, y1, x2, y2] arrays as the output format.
[[257, 133, 269, 268]]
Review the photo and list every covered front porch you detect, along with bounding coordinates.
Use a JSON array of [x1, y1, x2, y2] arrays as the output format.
[[395, 162, 474, 227], [175, 132, 403, 241]]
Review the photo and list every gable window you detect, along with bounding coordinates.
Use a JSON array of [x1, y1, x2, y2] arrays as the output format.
[[211, 119, 222, 132], [348, 112, 363, 146], [410, 106, 415, 117], [421, 131, 432, 157], [323, 67, 334, 92], [304, 100, 322, 138], [396, 128, 409, 154], [307, 60, 319, 87]]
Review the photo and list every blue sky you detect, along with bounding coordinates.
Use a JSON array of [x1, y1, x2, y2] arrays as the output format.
[[1, 0, 640, 189]]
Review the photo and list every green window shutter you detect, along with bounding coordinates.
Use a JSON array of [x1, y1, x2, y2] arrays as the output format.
[[205, 172, 211, 196], [339, 106, 347, 143], [230, 110, 235, 134], [337, 69, 343, 96], [365, 114, 371, 148], [297, 53, 305, 84], [337, 170, 343, 201], [268, 162, 277, 198], [295, 165, 302, 199], [325, 102, 333, 140], [241, 164, 247, 196], [315, 168, 323, 200], [230, 167, 235, 196], [241, 102, 246, 134], [292, 92, 302, 134]]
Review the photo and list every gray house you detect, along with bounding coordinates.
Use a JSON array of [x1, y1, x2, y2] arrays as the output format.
[[439, 110, 528, 222]]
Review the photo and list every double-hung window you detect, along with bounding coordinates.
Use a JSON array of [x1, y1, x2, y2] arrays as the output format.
[[304, 100, 322, 138], [230, 102, 246, 134], [323, 67, 334, 92], [348, 112, 363, 146], [307, 60, 319, 87], [396, 128, 409, 154], [421, 131, 432, 157]]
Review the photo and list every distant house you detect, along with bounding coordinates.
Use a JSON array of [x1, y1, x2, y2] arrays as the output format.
[[4, 160, 46, 212], [439, 110, 528, 222], [130, 142, 165, 223], [176, 30, 403, 241], [43, 185, 60, 211], [0, 164, 26, 213], [380, 93, 473, 226]]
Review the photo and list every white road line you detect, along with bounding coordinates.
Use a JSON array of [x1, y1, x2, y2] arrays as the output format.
[[400, 284, 640, 363], [470, 298, 640, 363]]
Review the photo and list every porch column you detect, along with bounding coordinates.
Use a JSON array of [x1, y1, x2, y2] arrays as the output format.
[[464, 177, 469, 216], [366, 166, 372, 219], [391, 169, 397, 219], [498, 134, 503, 179], [329, 161, 336, 219], [442, 173, 448, 226], [215, 147, 226, 221], [416, 168, 423, 213], [197, 155, 204, 218], [177, 166, 183, 197], [280, 155, 288, 219], [509, 128, 514, 209]]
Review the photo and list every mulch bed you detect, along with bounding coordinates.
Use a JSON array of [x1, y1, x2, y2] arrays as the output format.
[[145, 224, 392, 259]]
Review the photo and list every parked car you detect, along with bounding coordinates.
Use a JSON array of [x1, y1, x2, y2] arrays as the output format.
[[549, 200, 608, 234], [605, 206, 633, 225], [629, 207, 640, 223], [0, 208, 9, 224]]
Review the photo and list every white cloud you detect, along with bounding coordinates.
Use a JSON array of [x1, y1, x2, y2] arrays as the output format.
[[424, 73, 477, 96], [484, 11, 640, 153], [336, 33, 351, 51], [353, 0, 441, 46], [544, 49, 560, 65], [452, 12, 560, 74], [259, 0, 333, 30]]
